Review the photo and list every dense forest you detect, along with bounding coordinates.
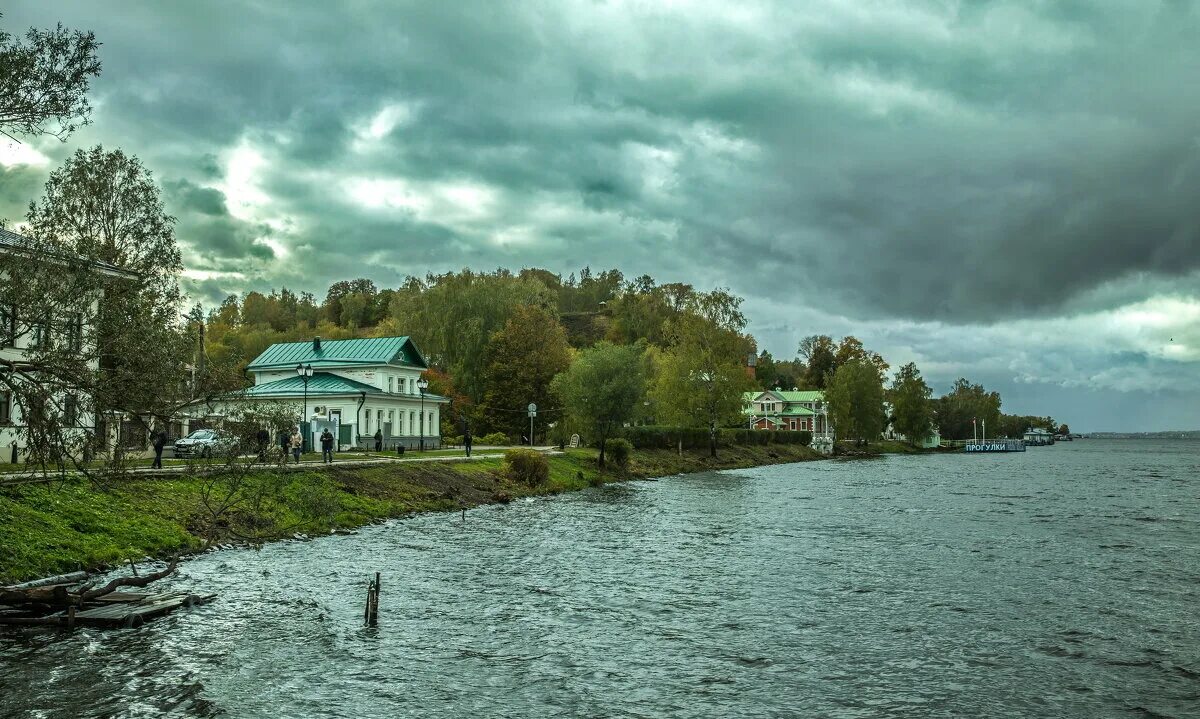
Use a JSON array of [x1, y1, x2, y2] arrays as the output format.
[[194, 269, 1062, 443]]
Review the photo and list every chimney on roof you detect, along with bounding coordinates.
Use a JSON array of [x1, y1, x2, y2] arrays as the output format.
[[313, 336, 322, 352]]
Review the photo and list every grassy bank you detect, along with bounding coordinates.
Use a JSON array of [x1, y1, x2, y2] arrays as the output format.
[[1, 442, 827, 584]]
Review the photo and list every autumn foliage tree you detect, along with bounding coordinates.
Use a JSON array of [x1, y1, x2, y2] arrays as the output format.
[[480, 305, 571, 440]]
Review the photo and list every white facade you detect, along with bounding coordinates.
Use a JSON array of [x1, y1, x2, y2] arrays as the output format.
[[191, 337, 449, 451]]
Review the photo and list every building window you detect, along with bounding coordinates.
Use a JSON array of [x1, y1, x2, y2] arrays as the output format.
[[409, 411, 415, 435], [67, 313, 83, 352], [30, 318, 50, 349], [789, 419, 796, 431], [377, 409, 383, 432], [365, 410, 372, 433], [0, 305, 14, 347], [387, 410, 394, 433], [63, 395, 78, 427], [387, 376, 394, 393], [0, 391, 10, 425]]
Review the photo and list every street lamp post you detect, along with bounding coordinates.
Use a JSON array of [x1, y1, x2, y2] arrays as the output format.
[[296, 363, 313, 451], [417, 377, 429, 451]]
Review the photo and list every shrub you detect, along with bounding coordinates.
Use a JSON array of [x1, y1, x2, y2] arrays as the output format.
[[606, 438, 632, 468], [626, 425, 814, 449], [445, 435, 464, 446], [480, 432, 510, 446], [503, 449, 549, 486]]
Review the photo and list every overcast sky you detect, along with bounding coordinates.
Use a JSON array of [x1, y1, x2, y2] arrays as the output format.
[[2, 1, 1198, 431]]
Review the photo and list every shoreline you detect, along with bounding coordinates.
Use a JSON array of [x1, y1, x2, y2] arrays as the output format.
[[0, 442, 937, 586]]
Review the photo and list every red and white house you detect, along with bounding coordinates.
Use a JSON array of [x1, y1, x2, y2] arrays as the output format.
[[742, 389, 833, 438]]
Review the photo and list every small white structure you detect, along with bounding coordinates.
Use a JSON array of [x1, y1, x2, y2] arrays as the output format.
[[192, 336, 449, 451]]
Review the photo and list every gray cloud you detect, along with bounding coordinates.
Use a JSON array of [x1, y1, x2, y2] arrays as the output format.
[[2, 0, 1199, 428]]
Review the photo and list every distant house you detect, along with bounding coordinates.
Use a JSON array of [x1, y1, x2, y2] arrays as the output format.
[[1, 227, 138, 462], [192, 336, 449, 451], [1023, 427, 1055, 446], [742, 389, 833, 437]]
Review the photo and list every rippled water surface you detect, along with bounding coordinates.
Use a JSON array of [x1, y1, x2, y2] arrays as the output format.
[[2, 439, 1198, 718]]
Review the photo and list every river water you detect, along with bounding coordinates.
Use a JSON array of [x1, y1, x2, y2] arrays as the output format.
[[1, 439, 1197, 718]]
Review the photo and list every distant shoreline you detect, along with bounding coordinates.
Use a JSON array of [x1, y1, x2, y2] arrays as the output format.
[[1085, 432, 1200, 439]]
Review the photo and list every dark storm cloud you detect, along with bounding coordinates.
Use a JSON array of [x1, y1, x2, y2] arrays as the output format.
[[2, 1, 1199, 420]]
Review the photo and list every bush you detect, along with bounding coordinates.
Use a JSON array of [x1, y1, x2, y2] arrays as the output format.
[[625, 425, 813, 449], [480, 432, 510, 446], [445, 435, 463, 446], [606, 438, 632, 468], [503, 449, 549, 486]]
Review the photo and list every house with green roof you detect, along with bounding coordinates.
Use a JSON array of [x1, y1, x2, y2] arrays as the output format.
[[742, 388, 833, 438], [193, 336, 449, 451]]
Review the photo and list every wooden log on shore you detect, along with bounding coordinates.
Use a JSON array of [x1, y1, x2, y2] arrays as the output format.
[[2, 571, 89, 591]]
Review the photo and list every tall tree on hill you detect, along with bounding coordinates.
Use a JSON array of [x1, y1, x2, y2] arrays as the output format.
[[650, 290, 756, 457], [834, 336, 889, 381], [798, 334, 837, 388], [551, 342, 646, 467], [26, 147, 193, 425], [385, 270, 556, 403], [888, 362, 934, 446], [480, 305, 571, 439], [754, 350, 779, 389], [825, 359, 887, 446], [0, 14, 101, 141]]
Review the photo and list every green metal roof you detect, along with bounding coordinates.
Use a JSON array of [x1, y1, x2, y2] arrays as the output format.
[[775, 390, 824, 402], [234, 372, 450, 401], [238, 372, 386, 398], [246, 336, 428, 371]]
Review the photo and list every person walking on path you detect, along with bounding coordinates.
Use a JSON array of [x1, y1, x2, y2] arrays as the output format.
[[255, 427, 270, 462], [373, 428, 383, 453], [290, 429, 303, 464], [320, 428, 335, 464], [150, 428, 168, 469], [463, 428, 473, 457]]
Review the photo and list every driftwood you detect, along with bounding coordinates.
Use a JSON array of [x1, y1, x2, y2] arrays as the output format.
[[0, 558, 178, 608]]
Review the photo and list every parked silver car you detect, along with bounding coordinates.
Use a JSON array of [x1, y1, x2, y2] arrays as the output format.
[[173, 429, 238, 458]]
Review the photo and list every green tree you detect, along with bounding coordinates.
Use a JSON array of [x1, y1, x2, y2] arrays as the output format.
[[934, 378, 1002, 440], [888, 362, 934, 446], [650, 290, 756, 457], [480, 305, 571, 439], [385, 270, 556, 403], [551, 342, 646, 466], [26, 147, 191, 425], [754, 350, 779, 389], [825, 359, 887, 446], [0, 15, 101, 141], [798, 334, 837, 389]]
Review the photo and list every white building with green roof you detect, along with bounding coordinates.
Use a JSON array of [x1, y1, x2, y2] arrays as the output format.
[[742, 388, 833, 439], [192, 336, 449, 451]]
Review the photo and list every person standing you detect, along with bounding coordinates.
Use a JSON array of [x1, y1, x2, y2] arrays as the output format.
[[290, 429, 303, 464], [255, 427, 270, 462], [150, 428, 168, 469], [373, 428, 383, 453], [320, 428, 335, 464], [463, 428, 473, 457], [277, 428, 290, 464]]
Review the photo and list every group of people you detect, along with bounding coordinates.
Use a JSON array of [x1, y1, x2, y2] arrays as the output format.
[[275, 427, 336, 464]]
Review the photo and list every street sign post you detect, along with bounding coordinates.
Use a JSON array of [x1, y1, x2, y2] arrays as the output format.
[[527, 403, 537, 445]]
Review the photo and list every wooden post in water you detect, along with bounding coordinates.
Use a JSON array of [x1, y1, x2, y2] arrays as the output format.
[[364, 573, 380, 626]]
